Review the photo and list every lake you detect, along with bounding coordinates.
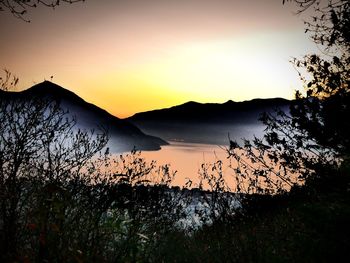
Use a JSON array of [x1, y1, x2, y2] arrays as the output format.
[[141, 141, 233, 188], [140, 139, 299, 193], [130, 121, 269, 190], [114, 121, 297, 192]]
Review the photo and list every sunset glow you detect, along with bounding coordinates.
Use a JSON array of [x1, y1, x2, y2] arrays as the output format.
[[0, 0, 318, 117]]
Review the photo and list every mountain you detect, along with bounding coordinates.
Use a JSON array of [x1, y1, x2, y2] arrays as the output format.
[[127, 98, 290, 145], [0, 81, 167, 152]]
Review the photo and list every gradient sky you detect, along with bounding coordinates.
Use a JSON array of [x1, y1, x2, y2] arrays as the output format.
[[0, 0, 319, 118]]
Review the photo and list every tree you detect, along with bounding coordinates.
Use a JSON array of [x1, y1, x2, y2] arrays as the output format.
[[0, 71, 184, 262], [0, 72, 108, 260], [227, 0, 349, 194], [288, 0, 350, 158], [0, 0, 85, 21]]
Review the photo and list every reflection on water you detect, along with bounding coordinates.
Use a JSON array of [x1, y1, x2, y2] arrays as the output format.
[[141, 141, 231, 187]]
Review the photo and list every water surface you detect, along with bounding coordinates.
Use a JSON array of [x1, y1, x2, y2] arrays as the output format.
[[141, 141, 231, 187]]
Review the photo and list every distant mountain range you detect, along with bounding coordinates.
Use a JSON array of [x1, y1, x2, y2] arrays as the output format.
[[1, 81, 291, 149], [0, 81, 167, 152], [127, 98, 290, 145]]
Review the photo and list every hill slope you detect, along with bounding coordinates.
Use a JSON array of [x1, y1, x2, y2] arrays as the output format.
[[1, 81, 167, 152], [127, 98, 290, 145]]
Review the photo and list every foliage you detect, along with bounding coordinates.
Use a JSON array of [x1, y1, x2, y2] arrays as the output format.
[[0, 0, 85, 21], [154, 178, 350, 263], [0, 75, 187, 262], [194, 161, 241, 225], [225, 0, 349, 195], [285, 0, 349, 49]]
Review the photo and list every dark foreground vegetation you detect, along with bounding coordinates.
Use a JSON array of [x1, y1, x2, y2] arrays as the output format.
[[1, 0, 349, 262], [172, 169, 350, 263]]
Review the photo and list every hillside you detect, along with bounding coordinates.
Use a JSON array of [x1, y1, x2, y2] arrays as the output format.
[[0, 81, 167, 152], [127, 98, 290, 145]]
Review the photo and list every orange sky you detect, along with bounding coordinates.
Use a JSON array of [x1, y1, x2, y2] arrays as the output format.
[[0, 0, 319, 118]]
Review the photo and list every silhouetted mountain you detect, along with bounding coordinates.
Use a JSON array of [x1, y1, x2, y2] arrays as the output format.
[[129, 98, 289, 123], [127, 98, 290, 145], [1, 81, 167, 152]]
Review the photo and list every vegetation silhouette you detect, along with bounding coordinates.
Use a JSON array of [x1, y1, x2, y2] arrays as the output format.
[[222, 0, 350, 195], [0, 0, 85, 21], [0, 72, 192, 262], [0, 72, 239, 262], [178, 2, 350, 261]]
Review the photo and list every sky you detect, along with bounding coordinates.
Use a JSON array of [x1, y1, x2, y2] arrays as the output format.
[[0, 0, 319, 118]]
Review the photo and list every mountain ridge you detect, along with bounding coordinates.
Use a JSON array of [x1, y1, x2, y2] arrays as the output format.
[[1, 81, 168, 152], [128, 97, 290, 123], [127, 97, 291, 145]]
